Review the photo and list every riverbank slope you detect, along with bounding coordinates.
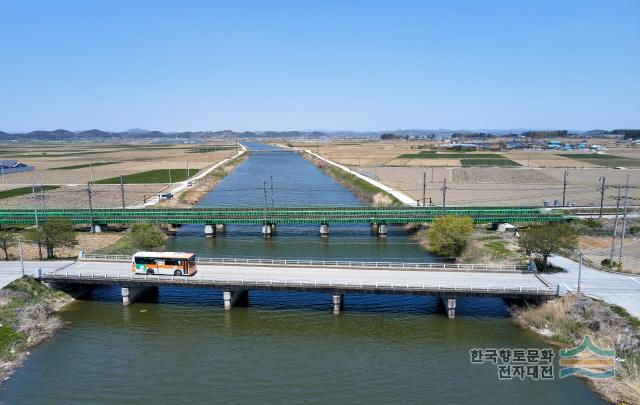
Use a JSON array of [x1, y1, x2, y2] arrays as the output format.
[[0, 277, 74, 382]]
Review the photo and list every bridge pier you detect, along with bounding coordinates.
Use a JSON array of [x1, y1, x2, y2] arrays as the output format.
[[204, 224, 216, 237], [371, 222, 379, 234], [377, 223, 388, 237], [319, 223, 329, 237], [121, 286, 156, 305], [441, 297, 456, 319], [91, 224, 102, 233], [331, 293, 343, 315], [262, 223, 274, 237], [223, 290, 249, 310]]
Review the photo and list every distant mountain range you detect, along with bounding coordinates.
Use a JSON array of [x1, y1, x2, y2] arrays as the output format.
[[0, 128, 636, 142]]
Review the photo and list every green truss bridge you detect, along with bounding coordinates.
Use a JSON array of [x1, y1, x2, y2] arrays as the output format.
[[0, 206, 570, 236]]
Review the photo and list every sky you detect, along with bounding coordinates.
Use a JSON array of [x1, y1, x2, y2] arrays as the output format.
[[0, 0, 639, 132]]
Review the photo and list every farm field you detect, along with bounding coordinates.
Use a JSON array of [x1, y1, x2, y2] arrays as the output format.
[[557, 153, 640, 168], [0, 185, 60, 200], [96, 169, 196, 184], [297, 139, 640, 207], [0, 142, 236, 208]]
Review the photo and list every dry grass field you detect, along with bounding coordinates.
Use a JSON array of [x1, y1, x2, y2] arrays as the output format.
[[0, 142, 236, 208], [302, 139, 640, 206]]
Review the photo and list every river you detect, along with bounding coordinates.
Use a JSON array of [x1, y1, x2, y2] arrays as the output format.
[[0, 143, 606, 404]]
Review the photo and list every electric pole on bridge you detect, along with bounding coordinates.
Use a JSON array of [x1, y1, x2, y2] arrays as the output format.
[[119, 175, 126, 209], [422, 172, 427, 207], [598, 176, 606, 218], [87, 181, 95, 233], [263, 180, 268, 224], [441, 178, 448, 213], [562, 170, 568, 207]]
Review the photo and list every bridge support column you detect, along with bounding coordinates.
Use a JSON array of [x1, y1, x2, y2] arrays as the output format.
[[371, 222, 379, 234], [223, 290, 249, 310], [262, 223, 273, 237], [441, 297, 456, 319], [377, 223, 388, 237], [332, 293, 343, 315], [204, 224, 216, 237], [319, 223, 329, 237], [92, 224, 102, 233], [122, 286, 155, 305]]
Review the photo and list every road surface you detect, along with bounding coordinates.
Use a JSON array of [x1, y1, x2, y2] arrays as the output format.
[[546, 255, 640, 317]]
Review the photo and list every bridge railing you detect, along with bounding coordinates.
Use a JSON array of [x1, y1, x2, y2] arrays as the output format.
[[39, 270, 554, 295], [80, 253, 527, 272]]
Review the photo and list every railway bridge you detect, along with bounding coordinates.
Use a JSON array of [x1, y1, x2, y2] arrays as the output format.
[[23, 256, 556, 318], [0, 206, 571, 236]]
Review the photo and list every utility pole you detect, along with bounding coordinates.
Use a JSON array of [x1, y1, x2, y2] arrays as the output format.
[[31, 183, 39, 228], [270, 175, 275, 207], [87, 181, 95, 233], [598, 176, 606, 218], [263, 180, 268, 224], [577, 251, 583, 293], [619, 174, 630, 264], [39, 184, 47, 218], [89, 161, 95, 183], [186, 160, 190, 178], [441, 178, 448, 213], [31, 182, 42, 260], [422, 172, 427, 207], [609, 185, 622, 262], [168, 168, 172, 186], [119, 175, 126, 209], [562, 170, 568, 207], [1, 160, 4, 184]]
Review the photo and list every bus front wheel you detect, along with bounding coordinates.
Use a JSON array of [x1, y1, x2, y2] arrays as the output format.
[[174, 270, 182, 276], [146, 269, 154, 275]]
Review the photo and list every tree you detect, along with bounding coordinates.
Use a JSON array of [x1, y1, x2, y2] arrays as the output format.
[[130, 223, 165, 250], [427, 215, 474, 258], [518, 223, 577, 269], [27, 219, 77, 259], [0, 230, 15, 261]]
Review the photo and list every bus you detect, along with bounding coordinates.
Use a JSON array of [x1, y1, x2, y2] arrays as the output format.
[[132, 252, 197, 276]]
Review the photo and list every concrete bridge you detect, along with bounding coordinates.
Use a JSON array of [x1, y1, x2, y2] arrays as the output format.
[[23, 257, 556, 318], [0, 206, 570, 236]]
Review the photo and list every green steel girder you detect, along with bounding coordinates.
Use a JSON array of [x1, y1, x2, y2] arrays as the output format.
[[0, 206, 571, 226]]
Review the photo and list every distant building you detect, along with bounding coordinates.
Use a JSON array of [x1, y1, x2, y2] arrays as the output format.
[[0, 160, 27, 169], [0, 160, 33, 174]]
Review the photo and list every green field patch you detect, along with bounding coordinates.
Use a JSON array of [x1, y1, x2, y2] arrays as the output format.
[[96, 169, 197, 184], [48, 161, 121, 170], [399, 152, 506, 159], [0, 186, 60, 200], [557, 153, 640, 167], [186, 146, 236, 153], [460, 158, 521, 167]]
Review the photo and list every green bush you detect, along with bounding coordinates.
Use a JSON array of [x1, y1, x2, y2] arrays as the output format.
[[426, 215, 474, 258], [131, 223, 165, 250]]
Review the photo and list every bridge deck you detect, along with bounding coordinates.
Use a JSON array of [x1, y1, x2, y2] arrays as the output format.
[[41, 261, 555, 299], [0, 206, 569, 225]]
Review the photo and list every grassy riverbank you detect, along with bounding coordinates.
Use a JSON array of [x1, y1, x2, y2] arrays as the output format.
[[176, 152, 250, 206], [512, 294, 640, 404], [305, 154, 400, 205], [0, 277, 74, 381]]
